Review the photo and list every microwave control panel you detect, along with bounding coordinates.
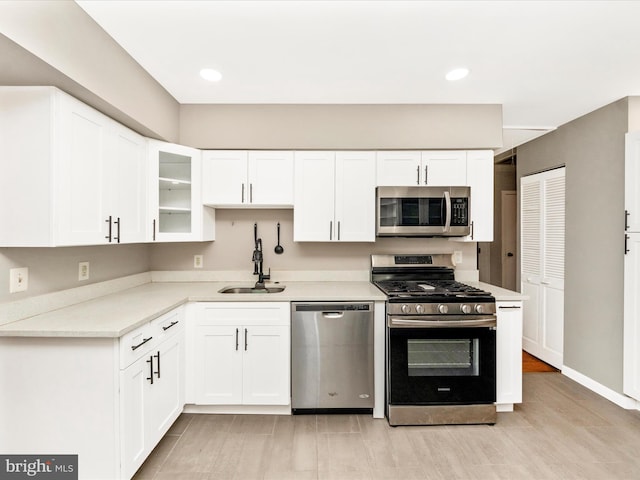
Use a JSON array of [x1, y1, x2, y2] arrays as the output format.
[[451, 198, 469, 226]]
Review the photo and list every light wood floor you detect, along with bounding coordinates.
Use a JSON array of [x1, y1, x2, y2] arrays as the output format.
[[134, 373, 640, 480]]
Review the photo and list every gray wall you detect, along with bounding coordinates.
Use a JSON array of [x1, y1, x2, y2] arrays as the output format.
[[149, 209, 478, 274], [517, 98, 628, 393], [0, 1, 180, 142], [180, 104, 502, 149], [0, 245, 150, 304]]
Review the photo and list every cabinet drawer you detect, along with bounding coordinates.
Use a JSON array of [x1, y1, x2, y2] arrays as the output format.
[[120, 322, 158, 369], [195, 302, 290, 327], [152, 307, 185, 342]]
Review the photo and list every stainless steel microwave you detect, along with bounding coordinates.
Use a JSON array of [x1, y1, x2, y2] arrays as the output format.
[[376, 186, 471, 237]]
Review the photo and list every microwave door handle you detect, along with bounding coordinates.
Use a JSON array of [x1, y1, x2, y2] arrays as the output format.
[[443, 191, 451, 232]]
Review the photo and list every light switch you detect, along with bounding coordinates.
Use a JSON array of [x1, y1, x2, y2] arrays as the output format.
[[9, 267, 28, 293]]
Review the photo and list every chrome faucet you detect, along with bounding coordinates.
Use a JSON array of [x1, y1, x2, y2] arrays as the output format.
[[252, 238, 270, 289]]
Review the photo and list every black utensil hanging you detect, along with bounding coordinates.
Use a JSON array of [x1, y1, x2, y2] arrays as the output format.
[[274, 222, 284, 254]]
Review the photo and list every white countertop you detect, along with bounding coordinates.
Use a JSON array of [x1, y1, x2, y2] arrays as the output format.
[[0, 281, 386, 338], [0, 274, 525, 338]]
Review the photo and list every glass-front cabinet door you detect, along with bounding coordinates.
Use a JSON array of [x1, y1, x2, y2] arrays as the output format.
[[148, 140, 215, 242]]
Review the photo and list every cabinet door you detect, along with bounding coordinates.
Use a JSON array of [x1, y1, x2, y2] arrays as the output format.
[[150, 141, 214, 242], [335, 151, 376, 241], [146, 332, 184, 443], [496, 302, 523, 405], [248, 151, 295, 206], [376, 151, 421, 186], [194, 325, 243, 404], [465, 150, 494, 242], [421, 151, 467, 186], [626, 133, 640, 232], [293, 151, 336, 241], [242, 325, 290, 405], [120, 354, 152, 480], [109, 123, 148, 244], [56, 93, 110, 245], [202, 150, 248, 205], [624, 233, 640, 400]]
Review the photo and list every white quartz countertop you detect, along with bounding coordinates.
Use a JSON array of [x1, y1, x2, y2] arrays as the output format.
[[0, 275, 526, 338], [473, 282, 528, 302], [0, 281, 387, 338]]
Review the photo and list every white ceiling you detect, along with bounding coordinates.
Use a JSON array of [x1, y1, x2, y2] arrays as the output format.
[[76, 0, 640, 152]]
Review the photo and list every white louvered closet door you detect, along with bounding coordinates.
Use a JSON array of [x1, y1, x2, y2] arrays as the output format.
[[521, 167, 565, 368]]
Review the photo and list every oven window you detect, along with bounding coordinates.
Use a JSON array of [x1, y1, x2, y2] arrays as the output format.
[[407, 338, 479, 377]]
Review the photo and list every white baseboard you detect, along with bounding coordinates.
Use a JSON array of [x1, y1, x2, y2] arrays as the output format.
[[562, 365, 640, 410]]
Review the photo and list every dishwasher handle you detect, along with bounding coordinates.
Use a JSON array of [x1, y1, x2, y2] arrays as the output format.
[[322, 312, 345, 319]]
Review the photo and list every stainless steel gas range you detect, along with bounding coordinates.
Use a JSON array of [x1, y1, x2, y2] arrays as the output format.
[[371, 254, 497, 426]]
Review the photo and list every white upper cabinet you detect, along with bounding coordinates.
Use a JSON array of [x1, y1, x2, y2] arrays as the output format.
[[0, 86, 147, 247], [626, 132, 640, 232], [294, 151, 376, 242], [376, 151, 422, 186], [148, 140, 215, 242], [452, 150, 494, 242], [202, 150, 294, 207], [421, 150, 467, 185], [376, 150, 466, 186]]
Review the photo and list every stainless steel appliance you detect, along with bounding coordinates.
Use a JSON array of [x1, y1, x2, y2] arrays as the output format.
[[371, 254, 497, 426], [376, 186, 471, 237], [291, 302, 374, 413]]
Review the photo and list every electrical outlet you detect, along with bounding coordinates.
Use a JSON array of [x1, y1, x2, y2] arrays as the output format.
[[194, 255, 204, 269], [9, 267, 28, 293], [453, 251, 463, 264], [78, 261, 90, 281]]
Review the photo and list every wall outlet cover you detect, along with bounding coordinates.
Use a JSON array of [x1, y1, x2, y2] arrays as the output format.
[[194, 255, 204, 269], [453, 251, 463, 264], [78, 261, 90, 281], [9, 267, 28, 293]]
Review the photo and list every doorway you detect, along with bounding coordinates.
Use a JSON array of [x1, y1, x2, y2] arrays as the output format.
[[501, 190, 517, 291]]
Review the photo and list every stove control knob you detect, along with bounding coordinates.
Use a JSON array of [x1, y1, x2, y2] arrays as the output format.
[[475, 304, 485, 314], [438, 304, 449, 314], [461, 304, 471, 314], [415, 304, 424, 314], [401, 304, 411, 314]]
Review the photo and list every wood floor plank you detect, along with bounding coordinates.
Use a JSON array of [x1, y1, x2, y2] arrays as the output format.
[[137, 373, 640, 480]]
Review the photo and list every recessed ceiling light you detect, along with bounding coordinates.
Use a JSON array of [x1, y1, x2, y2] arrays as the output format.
[[445, 68, 470, 81], [200, 68, 222, 82]]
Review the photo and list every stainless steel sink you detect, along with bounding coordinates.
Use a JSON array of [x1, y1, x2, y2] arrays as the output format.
[[218, 286, 286, 294]]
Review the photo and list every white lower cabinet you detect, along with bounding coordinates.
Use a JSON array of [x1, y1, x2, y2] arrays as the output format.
[[496, 301, 523, 409], [193, 302, 290, 406], [120, 308, 185, 479]]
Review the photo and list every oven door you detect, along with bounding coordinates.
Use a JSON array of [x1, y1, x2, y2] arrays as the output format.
[[388, 321, 496, 405]]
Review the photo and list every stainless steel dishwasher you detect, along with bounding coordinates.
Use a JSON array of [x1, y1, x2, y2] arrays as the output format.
[[291, 302, 374, 413]]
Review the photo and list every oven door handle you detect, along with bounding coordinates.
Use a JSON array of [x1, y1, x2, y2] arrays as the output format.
[[388, 316, 496, 328]]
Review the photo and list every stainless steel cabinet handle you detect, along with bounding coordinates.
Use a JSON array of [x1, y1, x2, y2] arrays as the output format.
[[235, 328, 239, 351], [241, 184, 245, 203], [416, 165, 420, 185], [424, 165, 428, 185], [338, 221, 341, 240], [250, 183, 253, 203], [330, 221, 333, 240], [470, 220, 474, 240], [152, 219, 156, 241], [498, 306, 522, 310], [244, 328, 248, 351]]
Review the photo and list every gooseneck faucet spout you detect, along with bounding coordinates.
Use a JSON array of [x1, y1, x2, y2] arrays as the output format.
[[253, 238, 270, 289]]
